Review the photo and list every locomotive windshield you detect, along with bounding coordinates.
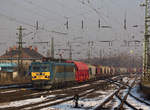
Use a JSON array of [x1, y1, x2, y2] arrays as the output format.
[[31, 63, 50, 72], [41, 63, 49, 72], [32, 64, 40, 72]]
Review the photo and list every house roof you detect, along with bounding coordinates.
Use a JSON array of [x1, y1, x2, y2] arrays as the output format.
[[0, 48, 44, 59]]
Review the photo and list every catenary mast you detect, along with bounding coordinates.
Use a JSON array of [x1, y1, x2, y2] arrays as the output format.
[[142, 0, 150, 81]]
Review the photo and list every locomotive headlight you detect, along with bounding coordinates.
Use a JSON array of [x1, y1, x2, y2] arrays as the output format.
[[45, 76, 49, 78], [33, 76, 36, 78]]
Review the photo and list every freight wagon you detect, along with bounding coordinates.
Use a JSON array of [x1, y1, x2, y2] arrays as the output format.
[[30, 59, 139, 89]]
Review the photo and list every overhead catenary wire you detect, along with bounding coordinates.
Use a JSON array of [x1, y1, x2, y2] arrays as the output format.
[[22, 0, 66, 19], [0, 0, 143, 59]]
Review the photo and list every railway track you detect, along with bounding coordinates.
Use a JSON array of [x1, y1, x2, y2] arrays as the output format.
[[0, 83, 32, 90], [94, 75, 149, 110], [0, 77, 113, 110], [0, 74, 124, 104], [115, 77, 137, 110], [94, 80, 129, 110], [0, 74, 131, 110], [107, 75, 150, 108], [0, 79, 103, 104]]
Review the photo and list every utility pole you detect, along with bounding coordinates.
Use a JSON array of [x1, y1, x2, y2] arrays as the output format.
[[51, 37, 54, 59], [98, 19, 101, 29], [88, 41, 91, 62], [87, 41, 93, 63], [141, 0, 150, 81], [99, 49, 102, 59], [17, 26, 25, 74], [82, 20, 84, 29], [67, 41, 72, 60], [69, 45, 72, 60], [124, 11, 127, 30]]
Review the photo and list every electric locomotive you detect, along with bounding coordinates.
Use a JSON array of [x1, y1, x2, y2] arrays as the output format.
[[30, 61, 75, 89]]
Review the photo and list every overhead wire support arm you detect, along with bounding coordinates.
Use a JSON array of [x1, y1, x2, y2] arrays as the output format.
[[99, 40, 113, 46]]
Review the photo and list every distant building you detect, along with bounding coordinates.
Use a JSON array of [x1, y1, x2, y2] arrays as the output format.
[[0, 63, 18, 81], [0, 46, 44, 69]]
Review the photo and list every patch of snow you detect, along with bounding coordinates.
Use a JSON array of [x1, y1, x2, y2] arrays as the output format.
[[41, 89, 118, 110], [95, 89, 114, 94], [0, 98, 44, 108], [126, 95, 150, 110], [0, 94, 56, 109], [45, 95, 56, 99], [23, 91, 48, 97], [112, 96, 121, 110], [131, 85, 150, 105], [0, 89, 19, 93], [27, 97, 72, 110], [122, 77, 128, 82]]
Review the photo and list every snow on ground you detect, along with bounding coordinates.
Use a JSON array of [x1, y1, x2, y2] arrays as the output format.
[[119, 85, 150, 110], [0, 94, 56, 108], [122, 77, 134, 85], [122, 77, 128, 82], [126, 95, 150, 110], [27, 89, 96, 109], [130, 85, 150, 105], [111, 96, 121, 110], [41, 89, 116, 110], [1, 80, 150, 110], [0, 89, 20, 93]]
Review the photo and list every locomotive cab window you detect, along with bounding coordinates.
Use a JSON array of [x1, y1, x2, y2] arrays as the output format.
[[32, 65, 40, 72], [41, 64, 49, 72]]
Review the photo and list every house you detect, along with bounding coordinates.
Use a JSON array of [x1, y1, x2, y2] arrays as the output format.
[[0, 46, 44, 69], [0, 63, 18, 81]]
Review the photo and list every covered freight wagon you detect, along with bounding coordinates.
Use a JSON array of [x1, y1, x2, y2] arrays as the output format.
[[95, 65, 103, 78], [88, 64, 96, 79], [66, 61, 89, 82]]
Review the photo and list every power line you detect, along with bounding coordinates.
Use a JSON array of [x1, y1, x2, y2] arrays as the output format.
[[22, 0, 65, 19], [0, 11, 35, 28], [77, 0, 108, 24]]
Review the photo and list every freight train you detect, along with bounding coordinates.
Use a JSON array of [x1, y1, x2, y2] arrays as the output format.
[[29, 59, 141, 89]]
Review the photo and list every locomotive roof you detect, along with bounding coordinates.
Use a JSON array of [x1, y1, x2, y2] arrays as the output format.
[[31, 61, 75, 66]]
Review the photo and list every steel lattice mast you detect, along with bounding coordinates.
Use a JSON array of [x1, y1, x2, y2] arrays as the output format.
[[143, 0, 150, 81]]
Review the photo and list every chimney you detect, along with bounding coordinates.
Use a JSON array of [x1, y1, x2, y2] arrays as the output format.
[[34, 47, 38, 52], [29, 46, 32, 50], [5, 50, 8, 54], [9, 47, 12, 51], [13, 46, 17, 50]]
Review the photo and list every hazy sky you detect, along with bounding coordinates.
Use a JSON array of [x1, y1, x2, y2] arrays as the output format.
[[0, 0, 145, 59]]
